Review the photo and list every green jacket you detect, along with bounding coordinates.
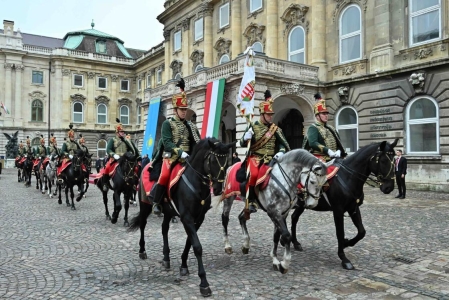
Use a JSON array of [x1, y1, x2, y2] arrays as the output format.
[[303, 121, 346, 160], [61, 139, 81, 157], [34, 144, 48, 158], [106, 137, 140, 159]]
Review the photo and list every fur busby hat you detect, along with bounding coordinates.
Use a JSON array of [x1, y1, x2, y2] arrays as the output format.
[[172, 78, 188, 109], [314, 92, 323, 101], [67, 124, 75, 138], [26, 136, 31, 145], [40, 134, 45, 144], [115, 118, 124, 133], [79, 134, 85, 144], [259, 90, 275, 114], [50, 133, 56, 145]]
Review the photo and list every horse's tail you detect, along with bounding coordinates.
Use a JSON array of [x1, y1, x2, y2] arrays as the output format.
[[127, 211, 141, 232]]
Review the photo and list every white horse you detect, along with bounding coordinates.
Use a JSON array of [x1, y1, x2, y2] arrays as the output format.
[[214, 149, 327, 274], [45, 155, 58, 198]]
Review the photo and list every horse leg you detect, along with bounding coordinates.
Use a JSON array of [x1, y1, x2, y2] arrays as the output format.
[[111, 189, 122, 224], [290, 205, 305, 251], [161, 213, 171, 269], [137, 204, 151, 259], [58, 182, 62, 204], [181, 215, 211, 297], [238, 209, 251, 254], [75, 183, 85, 202], [222, 197, 234, 254], [344, 205, 366, 248], [123, 191, 130, 227], [179, 215, 205, 279], [18, 169, 21, 182], [47, 178, 52, 198], [70, 186, 76, 210], [83, 180, 89, 198], [103, 190, 111, 220], [35, 171, 40, 189], [268, 212, 291, 274], [333, 210, 354, 270], [65, 185, 70, 207]]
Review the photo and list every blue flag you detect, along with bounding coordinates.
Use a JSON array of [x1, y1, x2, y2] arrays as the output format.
[[142, 96, 161, 157]]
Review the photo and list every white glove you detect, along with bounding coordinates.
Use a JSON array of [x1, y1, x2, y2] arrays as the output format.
[[113, 154, 120, 160], [39, 157, 41, 159], [334, 150, 341, 158], [327, 149, 336, 158], [181, 152, 189, 159], [69, 155, 73, 159], [243, 128, 254, 141], [273, 152, 284, 160]]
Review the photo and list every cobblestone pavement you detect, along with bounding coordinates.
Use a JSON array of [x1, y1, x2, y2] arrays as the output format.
[[1, 168, 449, 300]]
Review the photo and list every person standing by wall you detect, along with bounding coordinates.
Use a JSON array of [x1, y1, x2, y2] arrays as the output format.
[[395, 149, 407, 199], [232, 152, 241, 165], [95, 156, 102, 173]]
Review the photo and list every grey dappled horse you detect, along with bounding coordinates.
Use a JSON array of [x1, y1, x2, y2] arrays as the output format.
[[215, 149, 327, 273], [45, 155, 58, 198]]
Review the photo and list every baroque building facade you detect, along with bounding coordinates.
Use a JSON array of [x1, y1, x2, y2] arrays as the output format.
[[1, 0, 448, 191]]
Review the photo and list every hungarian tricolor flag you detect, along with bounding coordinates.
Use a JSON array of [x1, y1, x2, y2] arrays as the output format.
[[201, 78, 226, 138], [1, 102, 10, 114]]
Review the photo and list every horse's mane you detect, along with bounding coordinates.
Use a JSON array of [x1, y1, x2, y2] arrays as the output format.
[[343, 143, 380, 165], [277, 149, 324, 169], [189, 137, 220, 160]]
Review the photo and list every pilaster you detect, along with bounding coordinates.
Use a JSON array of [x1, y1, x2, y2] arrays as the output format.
[[311, 0, 327, 81], [14, 64, 24, 126], [266, 0, 278, 57], [203, 4, 214, 67], [231, 0, 242, 56]]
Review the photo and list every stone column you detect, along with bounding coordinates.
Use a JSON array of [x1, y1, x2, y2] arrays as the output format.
[[4, 63, 13, 119], [231, 0, 242, 57], [53, 62, 63, 129], [311, 0, 327, 81], [163, 29, 171, 84], [182, 18, 190, 72], [14, 64, 24, 126], [369, 0, 393, 72], [203, 4, 214, 67], [266, 0, 278, 57]]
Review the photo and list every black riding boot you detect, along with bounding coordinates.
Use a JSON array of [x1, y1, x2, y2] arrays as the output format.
[[248, 185, 258, 213], [150, 183, 166, 216]]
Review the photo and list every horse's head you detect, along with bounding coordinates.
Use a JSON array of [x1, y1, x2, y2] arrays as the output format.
[[369, 139, 398, 194], [300, 160, 328, 209], [197, 138, 235, 196]]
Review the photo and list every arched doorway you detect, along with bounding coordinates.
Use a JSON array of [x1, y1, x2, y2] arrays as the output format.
[[278, 109, 304, 149]]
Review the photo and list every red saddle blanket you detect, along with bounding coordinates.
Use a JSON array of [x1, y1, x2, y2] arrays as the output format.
[[57, 161, 87, 175], [19, 157, 26, 164], [33, 159, 40, 168], [40, 157, 50, 170], [94, 163, 119, 182]]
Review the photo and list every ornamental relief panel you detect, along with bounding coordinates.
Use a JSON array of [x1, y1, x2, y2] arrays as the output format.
[[95, 95, 110, 106], [243, 23, 266, 48], [332, 60, 367, 77], [280, 83, 305, 96], [214, 38, 232, 61], [190, 49, 204, 69], [29, 91, 46, 100], [118, 98, 132, 105], [170, 60, 183, 78], [280, 4, 310, 36], [70, 93, 86, 104]]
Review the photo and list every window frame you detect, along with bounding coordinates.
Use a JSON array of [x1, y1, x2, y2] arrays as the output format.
[[73, 74, 84, 87], [194, 64, 203, 72], [98, 76, 107, 89], [31, 99, 44, 122], [409, 0, 441, 47], [252, 41, 263, 53], [96, 40, 107, 54], [339, 4, 362, 64], [250, 0, 263, 13], [97, 103, 107, 124], [138, 79, 142, 91], [174, 30, 182, 52], [157, 69, 162, 84], [336, 106, 359, 154], [219, 3, 230, 29], [32, 70, 44, 85], [406, 96, 440, 155], [120, 79, 130, 92], [174, 73, 182, 80], [120, 105, 130, 125], [288, 26, 306, 64], [194, 18, 204, 41], [219, 54, 230, 65], [146, 74, 151, 88], [72, 101, 84, 123]]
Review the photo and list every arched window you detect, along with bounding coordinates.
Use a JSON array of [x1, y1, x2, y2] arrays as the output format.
[[73, 102, 83, 123], [219, 54, 230, 65], [120, 105, 129, 125], [174, 73, 182, 80], [288, 26, 305, 64], [97, 139, 107, 158], [407, 97, 439, 154], [339, 5, 362, 63], [252, 42, 263, 53], [336, 107, 358, 153], [195, 64, 203, 72], [31, 99, 43, 122], [97, 104, 107, 124]]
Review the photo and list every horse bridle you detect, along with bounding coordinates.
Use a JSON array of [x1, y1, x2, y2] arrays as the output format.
[[186, 150, 228, 187], [370, 150, 395, 183]]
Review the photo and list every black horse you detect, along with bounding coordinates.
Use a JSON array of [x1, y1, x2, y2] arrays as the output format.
[[15, 157, 26, 182], [96, 152, 139, 226], [33, 158, 43, 191], [78, 153, 93, 198], [57, 150, 88, 210], [128, 138, 234, 297], [23, 154, 34, 187], [290, 139, 397, 270]]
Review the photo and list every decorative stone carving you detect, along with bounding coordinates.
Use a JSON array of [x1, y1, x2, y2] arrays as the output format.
[[414, 48, 433, 59], [87, 72, 95, 79], [62, 69, 71, 76], [136, 98, 142, 106], [190, 50, 204, 70], [243, 23, 266, 48], [409, 73, 425, 94], [70, 93, 86, 104], [4, 63, 13, 69], [200, 3, 214, 17], [95, 95, 110, 106], [158, 63, 165, 72], [214, 38, 232, 61], [29, 91, 47, 100], [343, 65, 356, 75], [280, 4, 309, 36], [181, 17, 190, 31], [170, 60, 183, 78], [111, 75, 118, 82], [280, 83, 305, 95], [163, 29, 171, 42], [118, 98, 132, 105], [337, 86, 350, 104], [333, 0, 368, 23], [15, 64, 25, 72]]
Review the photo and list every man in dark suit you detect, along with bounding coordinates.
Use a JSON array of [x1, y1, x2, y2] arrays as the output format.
[[395, 149, 407, 199], [95, 156, 102, 173]]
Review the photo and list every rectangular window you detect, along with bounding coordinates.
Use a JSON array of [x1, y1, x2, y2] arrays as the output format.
[[32, 71, 44, 84], [157, 70, 162, 84], [147, 75, 151, 88], [138, 79, 142, 91], [194, 18, 203, 41], [250, 0, 262, 12], [410, 0, 441, 46], [174, 31, 182, 51], [120, 80, 129, 92], [219, 3, 230, 28], [98, 77, 107, 89], [73, 74, 84, 87]]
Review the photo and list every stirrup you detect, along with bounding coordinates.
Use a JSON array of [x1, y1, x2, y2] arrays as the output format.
[[248, 202, 258, 213], [152, 203, 162, 216], [57, 178, 64, 184]]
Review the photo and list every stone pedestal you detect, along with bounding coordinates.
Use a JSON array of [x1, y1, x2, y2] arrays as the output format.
[[4, 158, 16, 168]]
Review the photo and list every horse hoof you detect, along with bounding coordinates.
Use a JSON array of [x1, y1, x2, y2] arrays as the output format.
[[83, 195, 86, 198], [124, 221, 129, 227], [179, 267, 189, 277], [225, 247, 233, 255], [66, 203, 70, 207], [111, 218, 118, 224], [200, 286, 212, 297], [273, 264, 279, 271], [241, 247, 249, 255], [76, 196, 82, 202], [279, 265, 288, 274], [58, 200, 62, 205], [41, 191, 45, 194], [342, 261, 354, 270], [49, 195, 53, 199], [162, 260, 170, 269], [293, 243, 303, 251], [71, 206, 76, 210], [106, 215, 111, 220], [139, 252, 148, 260]]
